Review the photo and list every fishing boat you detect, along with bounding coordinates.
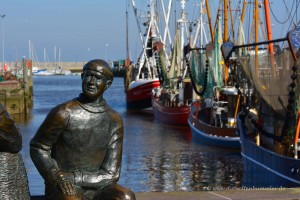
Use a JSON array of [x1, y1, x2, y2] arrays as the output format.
[[152, 88, 191, 125], [188, 1, 240, 148], [222, 0, 300, 187], [235, 34, 300, 187], [152, 0, 193, 125], [126, 78, 160, 109], [0, 58, 33, 114], [124, 0, 160, 110], [188, 53, 240, 148]]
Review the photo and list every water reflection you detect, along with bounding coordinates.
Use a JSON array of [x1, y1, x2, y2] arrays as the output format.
[[121, 109, 242, 192], [191, 152, 242, 190], [11, 76, 242, 195], [11, 111, 32, 125]]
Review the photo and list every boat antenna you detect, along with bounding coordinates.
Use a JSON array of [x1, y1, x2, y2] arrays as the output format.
[[125, 0, 131, 67]]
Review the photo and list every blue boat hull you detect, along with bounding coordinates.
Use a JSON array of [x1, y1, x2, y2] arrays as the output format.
[[238, 113, 300, 187], [188, 104, 240, 149]]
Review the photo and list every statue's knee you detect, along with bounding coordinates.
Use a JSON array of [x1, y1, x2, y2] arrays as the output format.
[[61, 194, 83, 200], [98, 187, 136, 200], [122, 189, 136, 200]]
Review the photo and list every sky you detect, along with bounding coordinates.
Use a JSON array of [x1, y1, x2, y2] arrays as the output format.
[[0, 0, 299, 63], [1, 0, 129, 62]]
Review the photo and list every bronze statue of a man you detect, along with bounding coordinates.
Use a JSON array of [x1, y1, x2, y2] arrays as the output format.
[[0, 103, 30, 200], [30, 59, 136, 200]]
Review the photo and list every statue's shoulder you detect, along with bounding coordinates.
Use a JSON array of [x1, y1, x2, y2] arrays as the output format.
[[106, 106, 121, 116], [59, 99, 81, 109], [106, 106, 123, 123], [49, 99, 81, 117]]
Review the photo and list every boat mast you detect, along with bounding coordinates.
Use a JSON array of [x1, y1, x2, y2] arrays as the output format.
[[58, 48, 61, 68], [54, 46, 57, 68], [179, 0, 187, 74], [125, 0, 131, 67], [254, 0, 259, 56], [150, 0, 157, 43], [205, 0, 214, 42], [241, 0, 247, 23], [130, 0, 152, 80], [263, 0, 274, 54], [44, 48, 46, 69], [161, 0, 173, 47], [229, 1, 235, 44], [28, 40, 31, 60], [159, 0, 173, 69], [193, 0, 208, 48], [263, 0, 276, 77], [224, 0, 229, 85], [224, 0, 228, 42], [131, 0, 145, 47], [146, 0, 157, 79]]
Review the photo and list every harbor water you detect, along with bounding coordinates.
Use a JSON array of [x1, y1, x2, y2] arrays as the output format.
[[14, 75, 242, 195]]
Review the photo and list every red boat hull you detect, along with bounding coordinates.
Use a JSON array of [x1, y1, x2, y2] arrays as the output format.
[[152, 96, 189, 125], [126, 79, 160, 109]]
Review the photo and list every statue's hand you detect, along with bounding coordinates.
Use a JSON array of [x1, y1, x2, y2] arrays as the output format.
[[55, 171, 77, 195]]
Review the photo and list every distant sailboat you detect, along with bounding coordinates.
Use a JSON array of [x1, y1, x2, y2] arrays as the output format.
[[34, 47, 71, 76]]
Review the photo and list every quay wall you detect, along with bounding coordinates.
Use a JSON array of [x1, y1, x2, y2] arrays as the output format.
[[40, 62, 86, 72], [6, 61, 124, 74], [6, 62, 87, 73]]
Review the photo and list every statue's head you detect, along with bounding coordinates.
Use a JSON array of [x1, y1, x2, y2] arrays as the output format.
[[81, 59, 113, 101]]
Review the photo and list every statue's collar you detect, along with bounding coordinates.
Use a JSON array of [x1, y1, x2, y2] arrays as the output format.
[[74, 93, 109, 113]]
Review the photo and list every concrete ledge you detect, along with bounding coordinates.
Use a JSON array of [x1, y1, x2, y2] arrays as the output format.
[[31, 188, 300, 200], [136, 189, 300, 200]]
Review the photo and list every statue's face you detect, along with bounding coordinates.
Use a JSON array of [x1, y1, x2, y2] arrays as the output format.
[[82, 69, 107, 101]]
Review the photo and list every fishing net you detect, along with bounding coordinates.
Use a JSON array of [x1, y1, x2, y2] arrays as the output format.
[[189, 51, 214, 98], [237, 48, 296, 118], [158, 29, 181, 90], [158, 48, 171, 88], [237, 49, 300, 153]]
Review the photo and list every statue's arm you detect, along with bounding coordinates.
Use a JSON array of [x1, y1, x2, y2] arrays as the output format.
[[30, 106, 77, 195], [74, 117, 124, 188], [30, 107, 67, 183]]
